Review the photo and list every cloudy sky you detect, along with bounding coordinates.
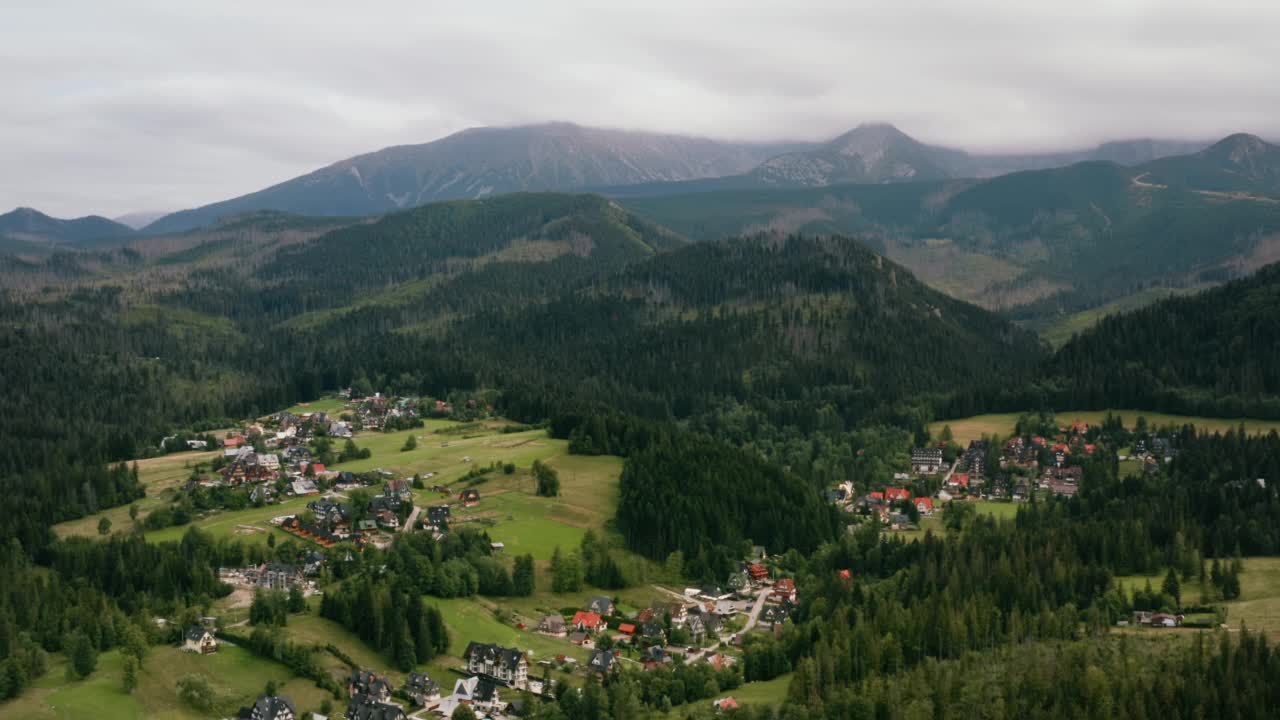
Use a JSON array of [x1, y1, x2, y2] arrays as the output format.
[[4, 0, 1279, 218]]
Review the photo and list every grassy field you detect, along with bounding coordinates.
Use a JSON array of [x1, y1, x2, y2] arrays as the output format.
[[0, 644, 332, 720], [54, 449, 221, 540], [1038, 287, 1198, 348], [282, 396, 350, 415], [929, 410, 1280, 445], [1114, 558, 1280, 638]]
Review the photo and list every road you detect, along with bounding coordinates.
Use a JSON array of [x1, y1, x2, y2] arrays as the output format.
[[738, 587, 770, 633], [400, 503, 422, 534]]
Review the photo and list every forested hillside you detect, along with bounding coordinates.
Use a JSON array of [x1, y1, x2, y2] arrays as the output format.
[[622, 142, 1280, 325], [1043, 261, 1280, 417]]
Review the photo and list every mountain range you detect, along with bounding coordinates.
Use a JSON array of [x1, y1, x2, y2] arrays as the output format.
[[137, 122, 1213, 234], [0, 207, 136, 249]]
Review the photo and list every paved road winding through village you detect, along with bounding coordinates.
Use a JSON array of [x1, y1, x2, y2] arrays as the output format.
[[401, 503, 422, 534]]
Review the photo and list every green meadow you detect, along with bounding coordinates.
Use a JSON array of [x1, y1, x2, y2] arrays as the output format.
[[929, 410, 1280, 446]]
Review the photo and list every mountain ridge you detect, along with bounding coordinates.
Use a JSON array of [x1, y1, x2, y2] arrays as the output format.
[[0, 207, 137, 247]]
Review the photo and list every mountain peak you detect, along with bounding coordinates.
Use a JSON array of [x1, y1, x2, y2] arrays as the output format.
[[1205, 132, 1272, 161]]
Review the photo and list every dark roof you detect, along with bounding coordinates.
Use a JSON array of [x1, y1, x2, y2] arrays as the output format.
[[587, 649, 616, 673], [243, 694, 296, 720], [474, 679, 499, 702], [405, 671, 438, 693], [344, 694, 406, 720], [185, 625, 211, 642], [463, 641, 525, 669], [586, 595, 612, 614], [349, 669, 391, 697]]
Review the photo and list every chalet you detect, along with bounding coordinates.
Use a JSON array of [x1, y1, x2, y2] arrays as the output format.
[[640, 620, 666, 642], [771, 578, 797, 604], [303, 551, 327, 577], [714, 697, 741, 713], [384, 479, 412, 502], [424, 505, 451, 529], [182, 626, 218, 654], [256, 563, 303, 591], [452, 676, 504, 714], [463, 642, 529, 689], [237, 695, 296, 720], [914, 497, 934, 515], [587, 648, 619, 676], [288, 479, 319, 496], [403, 672, 440, 706], [747, 563, 769, 582], [571, 611, 607, 634], [884, 487, 911, 502], [349, 669, 393, 703], [685, 614, 707, 643], [911, 447, 944, 474], [948, 474, 970, 490], [761, 605, 789, 628], [1042, 465, 1083, 485], [667, 603, 689, 627], [569, 631, 591, 647], [1012, 481, 1030, 501], [642, 645, 670, 669], [617, 623, 636, 637], [585, 595, 615, 617], [374, 509, 399, 530], [344, 695, 405, 720], [459, 488, 480, 507]]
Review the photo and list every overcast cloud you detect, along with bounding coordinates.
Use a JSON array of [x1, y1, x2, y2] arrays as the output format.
[[4, 0, 1280, 218]]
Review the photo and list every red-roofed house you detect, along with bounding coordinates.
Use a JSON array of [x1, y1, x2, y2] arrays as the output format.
[[1031, 436, 1046, 447], [571, 611, 607, 634], [714, 697, 740, 712], [771, 578, 797, 604], [747, 564, 769, 581], [915, 497, 934, 515], [224, 434, 246, 449], [617, 623, 636, 636], [838, 569, 852, 583], [309, 463, 327, 474], [868, 491, 885, 502], [1051, 443, 1070, 454], [948, 474, 970, 489], [1084, 444, 1097, 455], [885, 487, 911, 502]]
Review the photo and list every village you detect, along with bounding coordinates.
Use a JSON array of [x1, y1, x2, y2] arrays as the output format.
[[143, 391, 807, 720], [828, 414, 1182, 545]]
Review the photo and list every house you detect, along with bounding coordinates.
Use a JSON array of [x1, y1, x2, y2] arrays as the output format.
[[640, 620, 666, 642], [224, 434, 248, 449], [587, 648, 619, 676], [948, 473, 970, 490], [182, 626, 218, 654], [911, 447, 944, 474], [569, 631, 591, 647], [714, 697, 740, 712], [403, 672, 440, 706], [1012, 481, 1030, 501], [585, 595, 615, 617], [344, 695, 405, 720], [425, 505, 451, 529], [536, 614, 567, 638], [685, 614, 707, 643], [384, 479, 412, 501], [914, 497, 934, 515], [642, 645, 670, 669], [349, 669, 393, 703], [617, 623, 636, 637], [667, 603, 689, 627], [237, 695, 296, 720], [452, 676, 505, 714], [375, 509, 400, 530], [288, 479, 319, 496], [771, 578, 797, 604], [747, 563, 769, 581], [760, 605, 789, 628], [459, 488, 480, 507], [884, 487, 910, 502], [303, 551, 327, 577], [1150, 613, 1184, 628], [705, 652, 735, 671], [462, 642, 529, 689], [256, 563, 303, 591], [571, 611, 607, 634]]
